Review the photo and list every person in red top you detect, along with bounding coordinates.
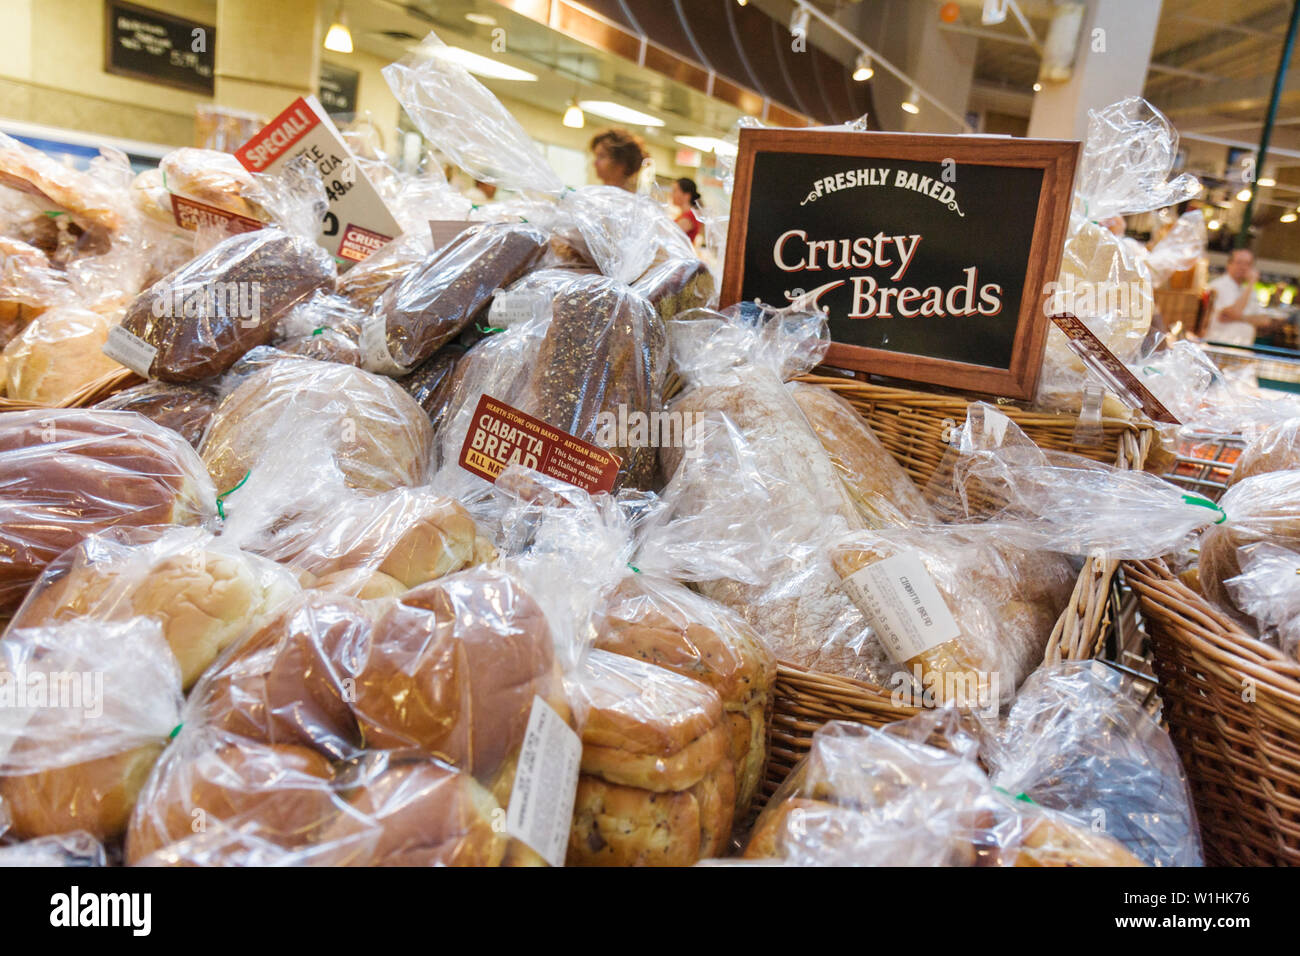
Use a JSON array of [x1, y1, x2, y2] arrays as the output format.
[[671, 178, 703, 245]]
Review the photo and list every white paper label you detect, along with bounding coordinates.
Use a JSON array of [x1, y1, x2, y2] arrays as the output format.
[[358, 314, 409, 376], [840, 552, 961, 662], [102, 325, 158, 377], [506, 695, 582, 868], [487, 290, 545, 329]]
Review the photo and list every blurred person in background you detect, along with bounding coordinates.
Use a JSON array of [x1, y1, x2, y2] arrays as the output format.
[[1206, 248, 1283, 345], [671, 177, 703, 245], [590, 129, 646, 191]]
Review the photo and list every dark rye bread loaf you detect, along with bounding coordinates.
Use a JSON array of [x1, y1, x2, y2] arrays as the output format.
[[368, 222, 547, 372], [121, 230, 335, 383], [521, 275, 667, 490], [631, 257, 715, 324]]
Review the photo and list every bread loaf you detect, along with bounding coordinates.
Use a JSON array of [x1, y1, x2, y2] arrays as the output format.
[[368, 222, 546, 371], [567, 650, 734, 866], [200, 357, 434, 495], [593, 574, 775, 818], [125, 737, 337, 864], [0, 410, 214, 610], [352, 567, 571, 807], [521, 275, 667, 489], [196, 593, 368, 759], [159, 148, 269, 222], [3, 306, 120, 404], [631, 256, 715, 324], [95, 381, 220, 447], [1229, 418, 1300, 487], [121, 230, 335, 382]]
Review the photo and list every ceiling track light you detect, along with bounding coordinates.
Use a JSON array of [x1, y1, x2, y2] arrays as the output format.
[[901, 87, 921, 114], [562, 98, 584, 129], [853, 52, 874, 82]]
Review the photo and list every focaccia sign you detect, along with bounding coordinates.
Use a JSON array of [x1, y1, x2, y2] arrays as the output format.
[[721, 128, 1079, 399]]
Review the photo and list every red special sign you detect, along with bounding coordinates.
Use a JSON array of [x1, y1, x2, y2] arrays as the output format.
[[459, 394, 621, 494], [234, 97, 320, 172]]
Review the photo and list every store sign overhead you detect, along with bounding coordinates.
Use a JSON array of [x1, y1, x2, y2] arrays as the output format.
[[722, 127, 1079, 401]]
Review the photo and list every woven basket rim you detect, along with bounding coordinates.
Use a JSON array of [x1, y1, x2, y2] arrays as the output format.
[[0, 366, 140, 411]]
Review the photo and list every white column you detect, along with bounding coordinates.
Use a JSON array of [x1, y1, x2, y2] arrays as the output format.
[[1028, 0, 1162, 141]]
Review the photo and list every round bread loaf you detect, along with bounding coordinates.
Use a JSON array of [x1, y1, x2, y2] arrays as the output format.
[[198, 593, 368, 759], [317, 754, 507, 866], [0, 409, 214, 610], [0, 742, 164, 842], [3, 306, 120, 404], [125, 738, 336, 864], [201, 357, 434, 494], [353, 567, 568, 801], [1198, 470, 1300, 620], [1229, 418, 1300, 487]]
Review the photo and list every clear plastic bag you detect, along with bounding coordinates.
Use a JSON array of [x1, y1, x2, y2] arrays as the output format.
[[336, 230, 434, 312], [0, 132, 128, 234], [0, 618, 183, 842], [560, 186, 696, 285], [200, 355, 435, 498], [567, 648, 734, 866], [94, 380, 221, 448], [1037, 98, 1202, 412], [382, 31, 566, 199], [158, 147, 271, 223], [3, 305, 119, 404], [829, 525, 1073, 708], [1199, 469, 1300, 621], [118, 158, 337, 383], [628, 256, 716, 323], [0, 830, 105, 867], [1227, 543, 1300, 659], [7, 525, 300, 690], [1143, 209, 1207, 287], [743, 713, 1146, 866], [1227, 416, 1300, 487], [983, 660, 1201, 866], [0, 409, 217, 610], [361, 221, 547, 374]]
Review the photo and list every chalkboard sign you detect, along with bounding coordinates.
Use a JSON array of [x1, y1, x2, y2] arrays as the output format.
[[320, 63, 360, 115], [721, 128, 1078, 399], [104, 0, 214, 95]]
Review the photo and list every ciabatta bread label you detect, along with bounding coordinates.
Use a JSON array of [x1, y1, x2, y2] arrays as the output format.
[[506, 695, 581, 868], [102, 325, 159, 378], [840, 552, 961, 662]]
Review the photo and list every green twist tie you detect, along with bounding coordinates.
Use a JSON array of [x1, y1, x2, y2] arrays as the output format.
[[1181, 493, 1227, 524], [43, 210, 65, 218], [470, 203, 481, 210], [216, 470, 252, 520], [161, 170, 168, 190], [168, 724, 183, 740], [627, 563, 641, 574], [994, 785, 1035, 804], [1142, 366, 1161, 375], [311, 327, 326, 336], [476, 323, 505, 335]]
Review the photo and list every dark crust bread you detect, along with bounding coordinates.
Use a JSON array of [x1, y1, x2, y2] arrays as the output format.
[[122, 230, 335, 382]]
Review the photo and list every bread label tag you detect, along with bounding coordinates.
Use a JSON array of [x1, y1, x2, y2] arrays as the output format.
[[358, 314, 409, 376], [1049, 313, 1181, 425], [487, 289, 546, 329], [168, 193, 263, 235], [234, 95, 400, 263], [840, 552, 962, 662], [506, 696, 582, 867], [459, 393, 621, 493], [102, 325, 158, 377], [428, 220, 474, 250]]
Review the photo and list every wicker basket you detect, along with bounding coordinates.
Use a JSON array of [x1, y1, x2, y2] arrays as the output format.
[[0, 367, 141, 412], [759, 378, 1159, 799], [1124, 559, 1300, 866]]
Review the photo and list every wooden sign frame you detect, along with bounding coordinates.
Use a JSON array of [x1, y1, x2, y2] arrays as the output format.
[[721, 128, 1079, 400]]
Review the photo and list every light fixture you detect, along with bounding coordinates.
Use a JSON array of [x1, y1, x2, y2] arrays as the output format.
[[853, 52, 875, 82], [1282, 212, 1297, 223], [562, 99, 585, 129], [430, 46, 538, 82], [1033, 81, 1042, 92], [737, 0, 748, 5], [901, 88, 921, 114], [1237, 188, 1252, 202], [1208, 219, 1222, 230], [465, 12, 497, 26], [323, 4, 352, 54], [579, 100, 665, 127], [674, 135, 739, 158], [791, 6, 810, 39], [1259, 176, 1276, 187]]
